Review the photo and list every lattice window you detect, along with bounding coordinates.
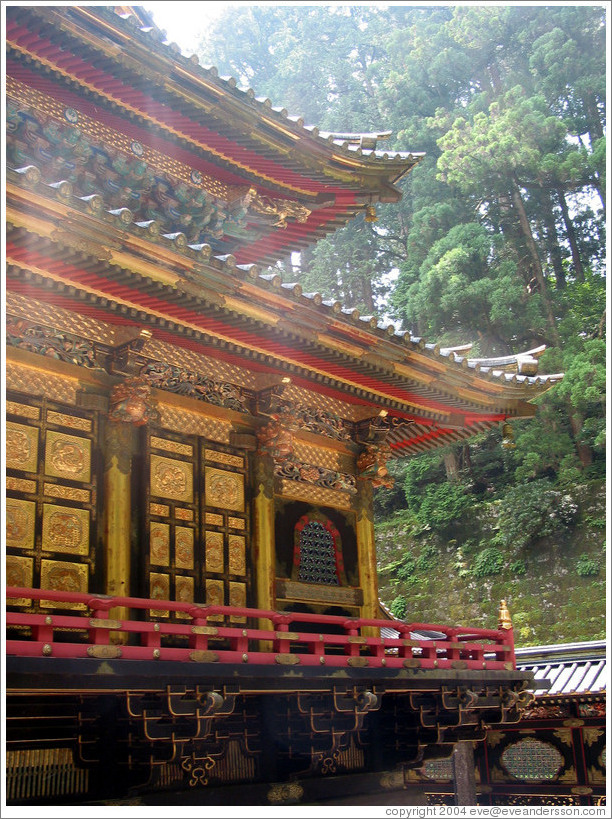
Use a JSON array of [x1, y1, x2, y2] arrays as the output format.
[[501, 738, 563, 781], [422, 757, 454, 781], [293, 514, 342, 585]]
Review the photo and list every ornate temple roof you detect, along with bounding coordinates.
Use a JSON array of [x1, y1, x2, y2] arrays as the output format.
[[5, 4, 422, 268], [516, 641, 607, 698], [5, 5, 564, 458]]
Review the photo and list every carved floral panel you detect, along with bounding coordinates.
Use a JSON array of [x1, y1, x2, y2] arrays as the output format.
[[150, 455, 193, 502], [205, 531, 224, 573], [6, 422, 39, 473], [149, 522, 170, 566], [6, 555, 33, 605], [6, 499, 37, 550], [205, 467, 244, 512], [44, 431, 91, 483], [175, 527, 195, 570], [228, 535, 246, 576], [42, 504, 90, 555], [40, 559, 88, 608]]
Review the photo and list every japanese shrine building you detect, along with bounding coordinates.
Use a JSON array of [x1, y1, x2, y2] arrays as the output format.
[[5, 5, 565, 806]]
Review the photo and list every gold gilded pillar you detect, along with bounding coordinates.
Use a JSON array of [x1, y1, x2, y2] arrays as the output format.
[[253, 454, 276, 631], [355, 480, 381, 631], [102, 378, 158, 638], [103, 421, 135, 631]]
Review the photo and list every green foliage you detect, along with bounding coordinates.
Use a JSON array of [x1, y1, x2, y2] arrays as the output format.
[[396, 556, 417, 582], [416, 544, 440, 572], [509, 559, 527, 576], [472, 547, 504, 577], [496, 479, 577, 550], [417, 483, 471, 532], [193, 4, 607, 644], [390, 595, 408, 620], [575, 554, 600, 577]]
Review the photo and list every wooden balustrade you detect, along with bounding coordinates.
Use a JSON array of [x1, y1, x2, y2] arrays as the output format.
[[5, 586, 515, 671]]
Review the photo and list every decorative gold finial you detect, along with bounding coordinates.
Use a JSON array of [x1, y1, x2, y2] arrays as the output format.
[[498, 599, 513, 630], [501, 422, 516, 450], [365, 204, 377, 223]]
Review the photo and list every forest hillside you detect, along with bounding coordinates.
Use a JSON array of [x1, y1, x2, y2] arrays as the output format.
[[189, 4, 607, 646]]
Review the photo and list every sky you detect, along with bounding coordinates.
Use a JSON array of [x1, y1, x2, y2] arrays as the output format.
[[144, 2, 238, 52]]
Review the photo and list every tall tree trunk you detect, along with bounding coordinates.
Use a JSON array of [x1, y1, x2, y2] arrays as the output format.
[[568, 409, 593, 469], [511, 178, 561, 346], [443, 449, 461, 483], [557, 188, 585, 282], [541, 196, 565, 289]]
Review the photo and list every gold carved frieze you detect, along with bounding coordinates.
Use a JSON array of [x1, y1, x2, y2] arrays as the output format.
[[205, 468, 244, 512], [274, 458, 357, 495], [293, 442, 346, 472], [6, 422, 39, 473], [44, 431, 91, 483], [40, 559, 88, 608], [150, 522, 171, 566], [205, 531, 224, 573], [228, 517, 246, 530], [6, 499, 37, 550], [5, 362, 78, 405], [228, 535, 246, 576], [276, 579, 363, 607], [109, 378, 159, 427], [43, 483, 91, 503], [42, 504, 90, 556], [6, 401, 40, 420], [157, 405, 231, 443], [150, 502, 170, 517], [150, 572, 170, 617], [46, 411, 92, 432], [205, 450, 244, 469], [6, 555, 34, 605], [175, 527, 195, 570], [174, 507, 194, 521], [6, 292, 112, 345], [205, 513, 224, 527], [276, 479, 352, 511], [151, 436, 193, 457], [150, 455, 193, 502], [7, 477, 36, 494]]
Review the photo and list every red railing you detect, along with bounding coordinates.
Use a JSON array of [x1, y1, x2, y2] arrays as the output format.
[[5, 586, 515, 671]]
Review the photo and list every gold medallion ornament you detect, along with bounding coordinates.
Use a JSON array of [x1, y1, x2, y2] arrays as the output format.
[[175, 575, 194, 609], [175, 527, 194, 569], [6, 555, 34, 605], [6, 499, 37, 550], [205, 531, 224, 573], [229, 581, 247, 623], [40, 560, 88, 608], [42, 504, 90, 555], [44, 431, 91, 483], [206, 580, 225, 606], [149, 523, 170, 566], [149, 572, 170, 617], [228, 535, 246, 575], [205, 467, 244, 511], [108, 377, 159, 426], [150, 455, 193, 502], [6, 422, 39, 473]]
